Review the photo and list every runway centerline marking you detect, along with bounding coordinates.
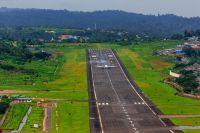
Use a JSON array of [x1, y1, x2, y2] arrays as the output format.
[[89, 49, 172, 133], [111, 50, 168, 127]]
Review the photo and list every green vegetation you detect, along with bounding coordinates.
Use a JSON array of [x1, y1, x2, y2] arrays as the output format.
[[176, 70, 198, 93], [0, 96, 10, 116], [0, 39, 53, 87], [52, 102, 89, 133], [0, 43, 89, 132], [22, 107, 44, 132], [116, 41, 200, 115], [2, 104, 29, 130], [184, 130, 200, 133], [1, 40, 200, 133], [171, 117, 200, 126]]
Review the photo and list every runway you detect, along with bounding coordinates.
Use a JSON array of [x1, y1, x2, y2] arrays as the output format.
[[87, 49, 175, 133]]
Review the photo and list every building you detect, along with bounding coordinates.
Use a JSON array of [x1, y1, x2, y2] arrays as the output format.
[[175, 49, 185, 55], [170, 70, 181, 78], [11, 95, 32, 103]]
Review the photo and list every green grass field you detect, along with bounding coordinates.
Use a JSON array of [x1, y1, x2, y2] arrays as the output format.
[[2, 104, 29, 130], [22, 106, 44, 132], [1, 41, 200, 133], [116, 41, 200, 115], [52, 102, 89, 133], [171, 117, 200, 126], [184, 130, 200, 133]]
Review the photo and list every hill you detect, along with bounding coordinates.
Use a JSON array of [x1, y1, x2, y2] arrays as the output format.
[[1, 8, 200, 36]]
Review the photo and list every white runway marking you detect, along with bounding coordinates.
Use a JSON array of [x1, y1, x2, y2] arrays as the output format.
[[90, 49, 170, 133], [90, 51, 104, 133], [98, 102, 109, 106]]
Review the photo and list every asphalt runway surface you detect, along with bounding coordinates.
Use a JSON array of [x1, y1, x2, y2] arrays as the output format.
[[87, 49, 175, 133]]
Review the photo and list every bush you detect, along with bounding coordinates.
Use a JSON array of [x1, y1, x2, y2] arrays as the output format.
[[0, 102, 9, 114], [176, 70, 198, 93]]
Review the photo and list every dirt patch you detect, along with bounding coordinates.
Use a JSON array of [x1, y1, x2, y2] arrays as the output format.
[[49, 50, 64, 55], [159, 114, 200, 118], [182, 93, 200, 100], [0, 90, 34, 95], [151, 60, 172, 69]]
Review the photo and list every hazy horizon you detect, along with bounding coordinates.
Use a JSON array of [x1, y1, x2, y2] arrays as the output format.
[[0, 0, 200, 17]]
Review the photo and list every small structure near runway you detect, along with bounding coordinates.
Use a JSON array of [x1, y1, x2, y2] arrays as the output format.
[[11, 95, 32, 104]]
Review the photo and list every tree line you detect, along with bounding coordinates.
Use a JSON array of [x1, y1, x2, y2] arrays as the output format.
[[1, 8, 200, 37]]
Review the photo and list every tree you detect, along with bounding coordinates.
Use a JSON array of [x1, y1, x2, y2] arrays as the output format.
[[171, 33, 183, 40]]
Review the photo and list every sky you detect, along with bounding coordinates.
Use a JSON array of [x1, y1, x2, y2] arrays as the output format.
[[0, 0, 199, 17]]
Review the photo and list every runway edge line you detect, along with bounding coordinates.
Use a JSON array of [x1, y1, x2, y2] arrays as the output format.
[[111, 49, 183, 133]]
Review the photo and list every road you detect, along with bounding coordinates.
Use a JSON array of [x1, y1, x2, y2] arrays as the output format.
[[43, 103, 52, 132], [87, 49, 175, 133]]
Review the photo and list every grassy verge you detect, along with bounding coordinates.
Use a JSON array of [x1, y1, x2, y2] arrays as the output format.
[[52, 102, 89, 133], [171, 117, 200, 126], [2, 104, 29, 130], [184, 130, 200, 133]]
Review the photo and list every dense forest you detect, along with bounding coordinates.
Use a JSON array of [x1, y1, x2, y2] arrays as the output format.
[[1, 8, 200, 37]]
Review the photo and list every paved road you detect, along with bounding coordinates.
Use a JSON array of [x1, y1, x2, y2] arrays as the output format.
[[88, 49, 174, 133]]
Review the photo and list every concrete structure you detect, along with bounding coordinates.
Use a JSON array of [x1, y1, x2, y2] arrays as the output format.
[[170, 71, 181, 78], [88, 49, 176, 133]]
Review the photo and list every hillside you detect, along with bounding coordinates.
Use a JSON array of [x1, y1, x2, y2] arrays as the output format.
[[1, 8, 200, 36]]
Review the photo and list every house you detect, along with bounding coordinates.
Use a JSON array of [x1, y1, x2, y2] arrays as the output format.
[[170, 70, 181, 78], [185, 63, 200, 73], [11, 95, 32, 103]]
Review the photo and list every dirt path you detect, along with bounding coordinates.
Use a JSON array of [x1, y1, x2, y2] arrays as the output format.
[[159, 114, 200, 118], [0, 108, 10, 126], [0, 90, 34, 95], [43, 103, 52, 132], [174, 126, 200, 130]]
